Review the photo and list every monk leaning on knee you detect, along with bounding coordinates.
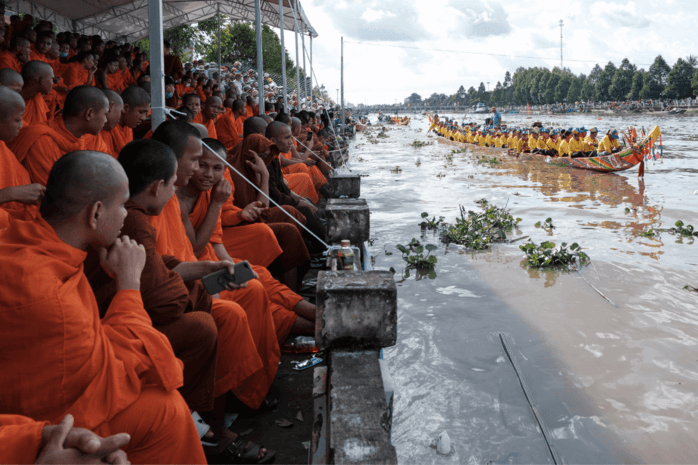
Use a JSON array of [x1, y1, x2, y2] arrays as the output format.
[[0, 150, 206, 464]]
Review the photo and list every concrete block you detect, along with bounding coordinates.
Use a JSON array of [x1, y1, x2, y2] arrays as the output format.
[[325, 198, 369, 246], [316, 271, 397, 351], [328, 351, 397, 464], [327, 171, 360, 198], [328, 150, 345, 169], [378, 359, 394, 444], [311, 367, 329, 465]]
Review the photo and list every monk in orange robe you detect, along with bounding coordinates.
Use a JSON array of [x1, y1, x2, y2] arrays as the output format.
[[184, 92, 204, 123], [0, 68, 23, 94], [216, 98, 246, 151], [0, 87, 45, 228], [97, 56, 124, 92], [150, 120, 280, 407], [0, 150, 206, 464], [101, 86, 150, 158], [61, 51, 97, 89], [0, 36, 30, 73], [28, 33, 52, 63], [19, 60, 53, 127], [0, 413, 131, 464], [93, 89, 123, 158], [11, 85, 108, 184], [197, 96, 221, 139], [179, 138, 316, 341]]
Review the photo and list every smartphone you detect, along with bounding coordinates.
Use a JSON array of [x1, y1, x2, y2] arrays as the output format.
[[202, 261, 255, 295], [306, 130, 313, 141]]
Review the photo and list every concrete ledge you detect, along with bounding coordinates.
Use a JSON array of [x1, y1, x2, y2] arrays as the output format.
[[329, 150, 346, 169], [311, 366, 329, 465], [327, 172, 360, 198], [316, 271, 397, 351], [326, 198, 369, 246], [328, 351, 397, 464]]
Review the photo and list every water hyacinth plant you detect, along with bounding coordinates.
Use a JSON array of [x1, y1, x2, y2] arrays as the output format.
[[440, 204, 522, 250], [420, 212, 445, 229], [519, 241, 590, 269]]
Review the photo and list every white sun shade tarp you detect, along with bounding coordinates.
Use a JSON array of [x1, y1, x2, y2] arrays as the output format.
[[4, 0, 317, 42]]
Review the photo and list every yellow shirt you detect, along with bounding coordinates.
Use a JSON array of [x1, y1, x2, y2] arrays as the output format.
[[507, 136, 515, 148], [584, 135, 598, 148], [478, 136, 487, 147], [537, 137, 548, 150], [558, 139, 572, 157], [568, 138, 583, 153], [598, 135, 620, 153], [528, 136, 539, 149], [467, 134, 475, 143]]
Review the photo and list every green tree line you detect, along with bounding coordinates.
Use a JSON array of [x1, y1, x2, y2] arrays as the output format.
[[410, 55, 698, 107]]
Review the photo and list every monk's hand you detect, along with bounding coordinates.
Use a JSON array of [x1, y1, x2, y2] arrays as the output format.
[[52, 76, 62, 84], [211, 177, 232, 205], [245, 150, 267, 176], [300, 200, 318, 215], [240, 201, 264, 222], [0, 184, 45, 205], [98, 236, 146, 292], [214, 260, 250, 291], [37, 414, 130, 465], [302, 158, 316, 167]]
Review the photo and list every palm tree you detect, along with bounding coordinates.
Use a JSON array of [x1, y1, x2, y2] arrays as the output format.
[[686, 55, 698, 66]]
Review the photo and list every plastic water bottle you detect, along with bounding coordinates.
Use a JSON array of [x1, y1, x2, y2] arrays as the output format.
[[337, 240, 354, 270], [282, 335, 319, 354]]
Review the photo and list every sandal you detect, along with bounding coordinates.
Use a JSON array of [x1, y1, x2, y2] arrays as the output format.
[[192, 411, 218, 447], [222, 437, 276, 464]]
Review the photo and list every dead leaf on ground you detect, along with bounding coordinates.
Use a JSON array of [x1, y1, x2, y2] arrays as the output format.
[[275, 419, 293, 428]]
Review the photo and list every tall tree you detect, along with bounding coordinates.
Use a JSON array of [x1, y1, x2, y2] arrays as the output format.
[[566, 76, 582, 103], [648, 55, 672, 86], [555, 74, 572, 103], [609, 58, 636, 100], [664, 58, 694, 99], [580, 78, 594, 100], [627, 69, 645, 100], [477, 82, 486, 96], [595, 61, 616, 101], [640, 73, 664, 99], [504, 71, 512, 88]]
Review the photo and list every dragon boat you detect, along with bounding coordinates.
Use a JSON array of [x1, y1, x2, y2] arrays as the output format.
[[435, 125, 662, 174]]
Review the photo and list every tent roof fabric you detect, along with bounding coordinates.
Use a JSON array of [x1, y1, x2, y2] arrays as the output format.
[[6, 0, 317, 42]]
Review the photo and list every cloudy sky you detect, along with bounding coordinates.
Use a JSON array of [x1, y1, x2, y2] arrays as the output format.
[[277, 0, 698, 105]]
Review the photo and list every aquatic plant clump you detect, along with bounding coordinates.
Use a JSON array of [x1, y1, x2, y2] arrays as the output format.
[[420, 212, 445, 229], [411, 140, 432, 147], [520, 241, 590, 269], [669, 220, 698, 237], [396, 241, 438, 271], [440, 204, 522, 250]]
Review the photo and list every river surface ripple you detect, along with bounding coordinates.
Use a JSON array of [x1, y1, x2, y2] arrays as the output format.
[[350, 113, 698, 464]]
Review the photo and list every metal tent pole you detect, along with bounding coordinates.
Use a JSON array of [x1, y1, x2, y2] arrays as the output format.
[[309, 34, 313, 103], [341, 36, 344, 133], [217, 3, 221, 87], [148, 0, 165, 129], [291, 1, 301, 109], [278, 0, 288, 111], [255, 0, 264, 114], [301, 24, 307, 106]]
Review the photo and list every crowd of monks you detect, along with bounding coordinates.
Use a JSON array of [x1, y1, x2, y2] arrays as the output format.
[[429, 115, 624, 158], [0, 12, 340, 464]]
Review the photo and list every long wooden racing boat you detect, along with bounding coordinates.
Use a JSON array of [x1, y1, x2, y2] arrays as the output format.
[[434, 126, 662, 173]]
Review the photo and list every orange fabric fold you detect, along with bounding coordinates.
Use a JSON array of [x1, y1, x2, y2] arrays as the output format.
[[215, 113, 243, 151], [22, 93, 49, 127], [0, 415, 49, 464], [101, 124, 133, 158]]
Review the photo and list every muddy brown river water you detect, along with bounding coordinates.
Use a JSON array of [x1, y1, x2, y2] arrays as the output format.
[[350, 113, 698, 464]]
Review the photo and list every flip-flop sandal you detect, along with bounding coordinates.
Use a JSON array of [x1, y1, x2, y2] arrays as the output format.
[[192, 411, 218, 447], [222, 437, 276, 464]]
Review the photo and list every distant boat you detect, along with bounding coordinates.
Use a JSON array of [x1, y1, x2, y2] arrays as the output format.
[[472, 103, 488, 114]]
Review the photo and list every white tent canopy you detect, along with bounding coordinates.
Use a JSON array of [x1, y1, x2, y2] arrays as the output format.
[[4, 0, 317, 43]]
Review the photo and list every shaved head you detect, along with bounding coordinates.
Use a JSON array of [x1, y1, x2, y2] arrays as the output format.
[[189, 123, 208, 139], [0, 86, 25, 141], [266, 121, 290, 140], [242, 116, 267, 137], [40, 150, 127, 222], [151, 119, 201, 160], [120, 85, 150, 108], [102, 89, 123, 131], [63, 85, 109, 118], [102, 88, 122, 105], [0, 68, 23, 93], [21, 60, 53, 85], [291, 117, 301, 129], [205, 96, 221, 106]]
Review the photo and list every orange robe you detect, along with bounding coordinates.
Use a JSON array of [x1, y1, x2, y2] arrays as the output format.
[[0, 415, 49, 464], [29, 49, 48, 63], [201, 116, 217, 139], [150, 195, 280, 407], [121, 69, 137, 88], [215, 113, 243, 150], [0, 217, 206, 464], [11, 116, 84, 185], [0, 141, 35, 229], [83, 132, 111, 154], [101, 123, 133, 158], [290, 140, 328, 190], [0, 50, 22, 73], [189, 185, 301, 342], [192, 112, 203, 124], [105, 72, 124, 92], [21, 93, 49, 127], [61, 62, 93, 89]]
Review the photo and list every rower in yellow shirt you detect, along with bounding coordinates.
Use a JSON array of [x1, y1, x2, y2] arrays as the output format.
[[558, 130, 573, 157], [577, 128, 597, 157], [568, 129, 584, 156], [528, 130, 539, 153], [598, 129, 621, 154], [585, 127, 599, 149]]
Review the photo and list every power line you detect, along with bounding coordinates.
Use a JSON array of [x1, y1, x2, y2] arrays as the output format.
[[342, 40, 653, 66]]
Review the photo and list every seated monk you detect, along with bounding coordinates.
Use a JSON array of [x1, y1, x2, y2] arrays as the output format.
[[95, 55, 123, 92], [19, 61, 54, 127], [0, 36, 30, 73], [0, 67, 23, 93], [61, 51, 97, 89], [215, 98, 245, 151], [12, 85, 108, 183], [289, 116, 330, 190], [150, 120, 281, 409], [183, 92, 203, 124], [180, 137, 315, 340], [0, 413, 130, 464], [101, 86, 150, 157], [0, 150, 206, 464], [195, 96, 221, 139], [84, 140, 275, 461], [0, 87, 45, 228], [28, 32, 52, 63], [96, 89, 124, 158], [271, 114, 320, 204]]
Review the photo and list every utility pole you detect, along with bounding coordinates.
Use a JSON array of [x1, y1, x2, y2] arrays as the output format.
[[559, 20, 564, 69]]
